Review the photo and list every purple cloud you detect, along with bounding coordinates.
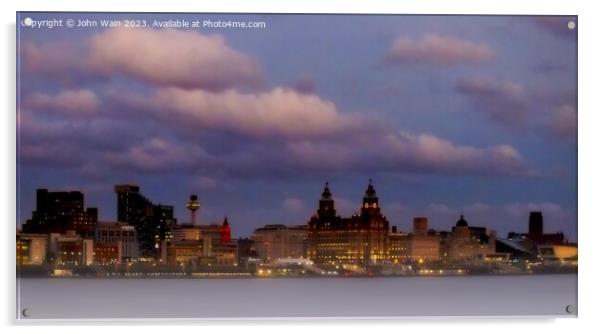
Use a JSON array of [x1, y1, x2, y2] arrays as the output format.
[[88, 28, 262, 90], [22, 28, 262, 91], [457, 77, 577, 141], [531, 16, 577, 38], [545, 104, 577, 139], [456, 77, 529, 126], [386, 33, 494, 66], [24, 89, 100, 115]]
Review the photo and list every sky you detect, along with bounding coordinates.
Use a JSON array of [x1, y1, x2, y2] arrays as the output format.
[[16, 13, 577, 241]]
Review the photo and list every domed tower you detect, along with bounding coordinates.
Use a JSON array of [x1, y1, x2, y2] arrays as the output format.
[[456, 214, 468, 227], [318, 182, 336, 218], [453, 214, 471, 237], [361, 179, 380, 215], [221, 216, 231, 244]]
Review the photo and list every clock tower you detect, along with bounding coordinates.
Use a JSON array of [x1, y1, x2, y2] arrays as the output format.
[[361, 179, 380, 216], [318, 182, 336, 218]]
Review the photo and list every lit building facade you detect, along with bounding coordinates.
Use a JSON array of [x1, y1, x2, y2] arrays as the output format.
[[168, 217, 237, 266], [94, 222, 138, 261], [445, 215, 497, 263], [50, 231, 94, 266], [93, 242, 122, 265], [406, 217, 440, 263], [307, 181, 390, 267], [388, 226, 409, 264], [16, 233, 48, 265], [251, 224, 307, 262]]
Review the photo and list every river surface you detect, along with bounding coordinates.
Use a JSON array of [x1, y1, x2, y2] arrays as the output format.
[[16, 274, 577, 319]]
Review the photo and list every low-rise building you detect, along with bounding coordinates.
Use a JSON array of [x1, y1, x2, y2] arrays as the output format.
[[16, 233, 48, 265], [93, 242, 122, 265], [406, 217, 440, 263], [94, 222, 138, 261], [51, 231, 94, 266], [252, 224, 307, 262]]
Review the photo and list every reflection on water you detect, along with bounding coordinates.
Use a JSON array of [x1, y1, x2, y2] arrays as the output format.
[[17, 274, 577, 319]]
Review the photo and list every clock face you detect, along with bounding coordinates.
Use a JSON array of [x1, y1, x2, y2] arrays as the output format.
[[364, 203, 369, 208], [372, 203, 377, 208]]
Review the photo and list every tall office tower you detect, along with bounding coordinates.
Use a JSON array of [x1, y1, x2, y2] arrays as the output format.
[[114, 185, 176, 259], [22, 189, 98, 236], [528, 211, 544, 239]]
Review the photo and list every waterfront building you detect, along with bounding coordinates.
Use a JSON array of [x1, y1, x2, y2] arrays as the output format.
[[93, 242, 122, 265], [167, 240, 203, 267], [236, 237, 258, 265], [528, 211, 566, 245], [507, 211, 567, 250], [22, 189, 98, 236], [94, 222, 138, 261], [251, 224, 308, 262], [114, 184, 176, 259], [538, 244, 578, 265], [16, 233, 48, 265], [446, 215, 497, 263], [307, 181, 390, 267], [171, 224, 203, 242], [168, 216, 238, 266], [50, 231, 94, 266], [406, 217, 440, 263], [388, 226, 409, 264]]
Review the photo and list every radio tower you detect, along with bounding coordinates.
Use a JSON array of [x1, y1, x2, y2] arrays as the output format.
[[186, 194, 201, 225]]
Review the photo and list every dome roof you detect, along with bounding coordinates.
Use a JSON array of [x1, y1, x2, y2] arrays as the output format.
[[456, 214, 468, 227]]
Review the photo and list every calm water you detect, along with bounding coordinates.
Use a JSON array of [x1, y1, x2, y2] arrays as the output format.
[[17, 274, 577, 319]]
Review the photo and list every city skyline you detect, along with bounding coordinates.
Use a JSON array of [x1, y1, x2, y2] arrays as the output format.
[[18, 180, 573, 243], [17, 13, 577, 241]]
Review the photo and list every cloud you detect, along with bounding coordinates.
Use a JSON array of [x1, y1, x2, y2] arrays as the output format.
[[24, 89, 100, 115], [21, 28, 262, 91], [19, 83, 531, 179], [124, 86, 355, 139], [531, 16, 577, 38], [87, 28, 261, 90], [285, 131, 528, 177], [192, 176, 218, 190], [457, 77, 577, 141], [101, 137, 208, 173], [282, 197, 305, 212], [456, 77, 528, 126], [386, 33, 494, 66], [21, 42, 90, 83], [289, 75, 316, 95], [546, 104, 577, 139]]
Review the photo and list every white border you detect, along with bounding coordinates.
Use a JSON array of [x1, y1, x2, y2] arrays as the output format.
[[2, 0, 601, 332]]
